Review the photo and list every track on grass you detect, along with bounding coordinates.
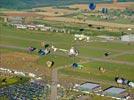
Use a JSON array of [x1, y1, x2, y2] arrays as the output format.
[[0, 44, 134, 66]]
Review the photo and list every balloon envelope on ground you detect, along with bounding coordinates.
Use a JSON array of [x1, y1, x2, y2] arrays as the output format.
[[46, 61, 54, 67], [102, 8, 108, 14], [45, 44, 49, 48], [72, 63, 84, 69], [28, 47, 36, 52]]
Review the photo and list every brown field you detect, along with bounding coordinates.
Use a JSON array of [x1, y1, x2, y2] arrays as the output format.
[[44, 16, 134, 28], [2, 8, 76, 17], [32, 7, 76, 16], [2, 2, 134, 17], [3, 12, 42, 17], [69, 2, 134, 10], [0, 52, 51, 80], [1, 2, 134, 29]]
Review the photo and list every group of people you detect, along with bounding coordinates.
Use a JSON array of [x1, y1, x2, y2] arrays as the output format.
[[0, 81, 48, 100]]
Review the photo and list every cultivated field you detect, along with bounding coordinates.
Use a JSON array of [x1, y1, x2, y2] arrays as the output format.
[[69, 2, 134, 10]]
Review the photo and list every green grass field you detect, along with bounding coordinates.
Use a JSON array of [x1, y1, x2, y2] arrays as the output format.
[[0, 18, 134, 99], [112, 54, 134, 62]]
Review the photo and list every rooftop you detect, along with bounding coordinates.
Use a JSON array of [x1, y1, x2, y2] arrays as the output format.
[[103, 87, 126, 98], [78, 82, 100, 91]]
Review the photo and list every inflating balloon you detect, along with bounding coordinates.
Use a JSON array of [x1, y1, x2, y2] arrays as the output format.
[[72, 63, 84, 69], [28, 47, 36, 52], [102, 8, 108, 14], [46, 61, 54, 67], [41, 41, 45, 47], [68, 47, 79, 57], [45, 44, 49, 48]]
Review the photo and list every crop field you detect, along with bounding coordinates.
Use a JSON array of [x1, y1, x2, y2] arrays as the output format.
[[69, 2, 134, 10]]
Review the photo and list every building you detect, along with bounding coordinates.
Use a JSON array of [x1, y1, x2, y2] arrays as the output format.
[[74, 34, 90, 42], [16, 24, 27, 29], [74, 82, 102, 93], [102, 87, 130, 100], [121, 35, 134, 42], [8, 16, 24, 24]]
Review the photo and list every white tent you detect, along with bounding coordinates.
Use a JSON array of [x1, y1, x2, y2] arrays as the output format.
[[121, 35, 134, 42]]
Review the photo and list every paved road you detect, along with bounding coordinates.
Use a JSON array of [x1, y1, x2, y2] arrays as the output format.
[[51, 68, 58, 100]]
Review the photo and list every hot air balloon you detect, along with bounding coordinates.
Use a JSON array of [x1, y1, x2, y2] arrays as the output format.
[[102, 8, 108, 14], [116, 78, 123, 84], [46, 61, 54, 68], [89, 2, 96, 10], [45, 44, 49, 48], [128, 81, 134, 88], [68, 47, 79, 57]]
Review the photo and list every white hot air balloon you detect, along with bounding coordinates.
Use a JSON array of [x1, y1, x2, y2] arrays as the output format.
[[68, 47, 78, 57], [117, 78, 123, 84], [128, 82, 134, 88]]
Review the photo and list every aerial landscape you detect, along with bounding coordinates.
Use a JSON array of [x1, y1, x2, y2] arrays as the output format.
[[0, 0, 134, 100]]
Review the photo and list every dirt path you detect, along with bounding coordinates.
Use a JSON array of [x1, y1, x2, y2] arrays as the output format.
[[1, 44, 134, 66], [0, 44, 26, 50]]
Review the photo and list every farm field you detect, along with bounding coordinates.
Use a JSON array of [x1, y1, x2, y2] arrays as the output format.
[[0, 19, 134, 62], [111, 54, 134, 62], [69, 2, 134, 10], [0, 18, 134, 75], [0, 1, 134, 98]]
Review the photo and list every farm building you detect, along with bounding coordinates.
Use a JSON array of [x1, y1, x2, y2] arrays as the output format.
[[16, 24, 27, 29], [121, 35, 134, 42], [74, 82, 102, 93], [40, 26, 52, 31], [74, 34, 90, 42], [7, 16, 24, 24], [102, 87, 129, 100]]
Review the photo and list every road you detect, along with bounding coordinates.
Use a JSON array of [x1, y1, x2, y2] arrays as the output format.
[[50, 68, 58, 100]]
